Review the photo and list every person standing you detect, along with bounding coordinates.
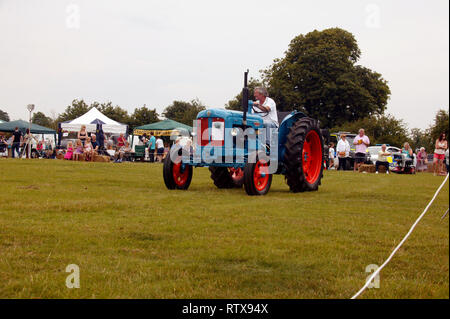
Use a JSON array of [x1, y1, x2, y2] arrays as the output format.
[[22, 128, 38, 158], [78, 125, 88, 146], [155, 137, 164, 162], [433, 133, 448, 176], [97, 128, 105, 152], [148, 133, 156, 163], [328, 142, 335, 169], [336, 134, 350, 171], [11, 127, 23, 158], [375, 144, 391, 174], [353, 128, 370, 172]]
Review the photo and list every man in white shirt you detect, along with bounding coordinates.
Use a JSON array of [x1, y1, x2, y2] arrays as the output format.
[[253, 87, 278, 144], [155, 137, 164, 162]]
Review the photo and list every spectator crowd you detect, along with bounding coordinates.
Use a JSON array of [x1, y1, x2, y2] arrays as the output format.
[[328, 128, 449, 176]]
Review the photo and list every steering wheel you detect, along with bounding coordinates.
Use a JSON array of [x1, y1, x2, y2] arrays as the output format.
[[251, 103, 269, 118]]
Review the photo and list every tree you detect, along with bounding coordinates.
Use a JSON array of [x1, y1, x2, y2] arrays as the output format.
[[162, 99, 206, 126], [409, 128, 433, 152], [94, 102, 130, 124], [429, 109, 449, 143], [0, 109, 10, 122], [225, 78, 262, 110], [32, 111, 53, 128], [262, 28, 391, 128], [332, 114, 408, 148], [128, 106, 159, 129], [57, 99, 91, 123]]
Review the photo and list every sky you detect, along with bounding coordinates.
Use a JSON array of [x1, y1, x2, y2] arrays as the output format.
[[0, 0, 448, 130]]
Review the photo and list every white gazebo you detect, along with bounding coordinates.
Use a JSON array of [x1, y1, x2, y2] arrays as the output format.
[[60, 107, 127, 134]]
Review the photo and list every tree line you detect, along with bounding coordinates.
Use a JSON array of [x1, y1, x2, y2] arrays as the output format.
[[0, 98, 205, 134]]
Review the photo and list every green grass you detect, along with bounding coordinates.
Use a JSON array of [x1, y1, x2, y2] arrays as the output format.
[[0, 158, 448, 299]]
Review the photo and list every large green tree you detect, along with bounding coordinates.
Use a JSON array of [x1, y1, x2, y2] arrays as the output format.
[[57, 99, 91, 123], [0, 109, 10, 122], [429, 109, 449, 143], [162, 99, 206, 126], [332, 114, 408, 148], [94, 102, 130, 124], [408, 127, 433, 152], [262, 28, 391, 128], [32, 111, 54, 128], [128, 106, 159, 129]]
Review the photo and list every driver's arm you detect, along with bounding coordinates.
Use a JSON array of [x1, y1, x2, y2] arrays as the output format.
[[254, 101, 270, 113], [257, 104, 270, 112]]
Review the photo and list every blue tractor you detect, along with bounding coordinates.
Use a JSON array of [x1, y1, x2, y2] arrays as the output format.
[[163, 71, 325, 195]]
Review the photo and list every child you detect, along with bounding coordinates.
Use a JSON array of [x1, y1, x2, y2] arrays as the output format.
[[64, 141, 74, 160], [73, 139, 83, 161], [328, 142, 335, 169], [84, 137, 93, 161]]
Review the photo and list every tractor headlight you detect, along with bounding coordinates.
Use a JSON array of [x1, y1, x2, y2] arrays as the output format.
[[230, 127, 239, 137]]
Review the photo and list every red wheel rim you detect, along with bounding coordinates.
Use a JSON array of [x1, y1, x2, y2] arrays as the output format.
[[253, 160, 269, 191], [229, 167, 244, 182], [172, 162, 189, 187], [302, 130, 322, 184]]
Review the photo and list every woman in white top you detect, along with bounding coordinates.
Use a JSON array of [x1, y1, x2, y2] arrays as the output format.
[[433, 133, 448, 176], [336, 134, 350, 171]]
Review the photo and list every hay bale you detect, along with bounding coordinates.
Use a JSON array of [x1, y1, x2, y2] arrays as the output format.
[[378, 165, 387, 173], [93, 155, 110, 162], [358, 164, 376, 173]]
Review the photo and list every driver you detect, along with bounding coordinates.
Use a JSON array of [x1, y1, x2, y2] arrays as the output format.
[[253, 87, 278, 144], [253, 87, 278, 126]]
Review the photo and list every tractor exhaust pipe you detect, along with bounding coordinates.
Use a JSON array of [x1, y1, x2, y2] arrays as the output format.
[[242, 69, 249, 126]]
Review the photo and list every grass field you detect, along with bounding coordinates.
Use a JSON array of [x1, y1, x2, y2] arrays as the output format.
[[0, 158, 448, 299]]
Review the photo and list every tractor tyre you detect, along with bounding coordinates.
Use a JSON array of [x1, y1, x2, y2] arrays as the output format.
[[163, 148, 193, 190], [209, 167, 244, 188], [243, 152, 272, 196], [284, 117, 324, 192]]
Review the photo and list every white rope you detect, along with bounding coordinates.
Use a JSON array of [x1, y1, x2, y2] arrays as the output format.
[[351, 173, 449, 299]]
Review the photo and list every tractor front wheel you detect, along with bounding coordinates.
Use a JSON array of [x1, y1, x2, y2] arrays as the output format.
[[163, 149, 193, 190], [284, 117, 324, 192], [243, 152, 272, 195]]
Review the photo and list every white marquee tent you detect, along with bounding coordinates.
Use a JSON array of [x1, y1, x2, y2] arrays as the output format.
[[60, 107, 127, 135]]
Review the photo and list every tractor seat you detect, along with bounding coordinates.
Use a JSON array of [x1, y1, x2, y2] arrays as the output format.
[[277, 111, 291, 124]]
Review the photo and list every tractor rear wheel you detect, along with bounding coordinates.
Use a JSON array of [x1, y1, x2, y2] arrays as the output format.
[[243, 152, 272, 195], [163, 148, 193, 190], [284, 117, 324, 192], [209, 167, 244, 188]]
